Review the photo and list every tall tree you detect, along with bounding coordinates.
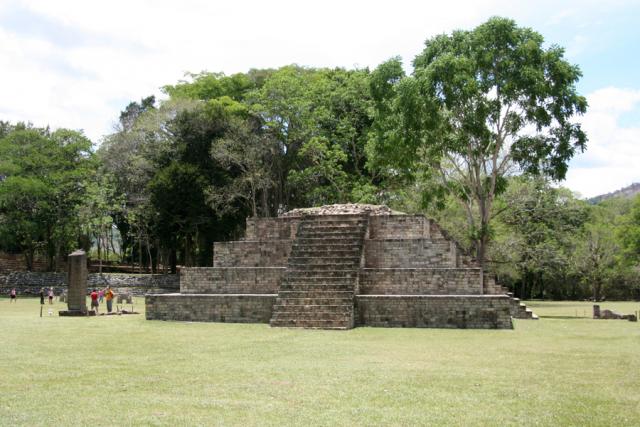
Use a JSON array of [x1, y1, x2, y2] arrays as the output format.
[[369, 17, 587, 268], [0, 125, 94, 270]]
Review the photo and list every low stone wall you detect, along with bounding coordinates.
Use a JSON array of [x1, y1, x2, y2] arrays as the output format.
[[355, 295, 513, 329], [146, 294, 276, 323], [364, 239, 455, 268], [0, 272, 179, 296], [88, 273, 179, 295], [180, 267, 284, 294], [359, 268, 483, 295], [213, 240, 292, 267]]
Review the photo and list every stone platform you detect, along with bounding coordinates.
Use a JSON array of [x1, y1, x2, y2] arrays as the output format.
[[146, 204, 535, 329]]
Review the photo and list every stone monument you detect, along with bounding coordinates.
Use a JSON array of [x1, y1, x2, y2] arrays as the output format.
[[59, 250, 91, 316], [146, 204, 537, 329]]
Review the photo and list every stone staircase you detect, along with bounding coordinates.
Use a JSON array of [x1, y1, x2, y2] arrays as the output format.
[[270, 215, 368, 329], [484, 274, 538, 320], [508, 294, 538, 319]]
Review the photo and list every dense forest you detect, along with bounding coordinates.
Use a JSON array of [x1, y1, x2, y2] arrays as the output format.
[[0, 18, 638, 300]]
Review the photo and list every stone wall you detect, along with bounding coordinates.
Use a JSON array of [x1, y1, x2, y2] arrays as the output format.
[[213, 240, 292, 267], [146, 294, 276, 323], [0, 272, 179, 296], [355, 295, 513, 329], [359, 268, 483, 295], [0, 252, 57, 273], [364, 239, 455, 268], [180, 267, 284, 294], [368, 215, 429, 239], [244, 218, 300, 240]]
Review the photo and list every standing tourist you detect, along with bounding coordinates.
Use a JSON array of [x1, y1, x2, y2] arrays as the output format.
[[90, 289, 99, 315], [39, 288, 45, 305], [98, 288, 104, 303], [48, 287, 54, 304], [105, 286, 115, 313], [9, 288, 16, 303]]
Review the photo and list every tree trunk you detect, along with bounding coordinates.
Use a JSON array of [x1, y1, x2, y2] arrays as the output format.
[[170, 248, 177, 274], [97, 231, 103, 274], [138, 237, 142, 274], [261, 188, 269, 217], [54, 240, 62, 272], [146, 238, 153, 274], [25, 248, 34, 271], [593, 280, 602, 302]]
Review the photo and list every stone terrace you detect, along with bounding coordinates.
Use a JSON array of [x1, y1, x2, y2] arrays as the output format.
[[146, 204, 536, 329]]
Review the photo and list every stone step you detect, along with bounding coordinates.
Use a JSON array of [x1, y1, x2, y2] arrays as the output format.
[[298, 222, 367, 230], [275, 296, 353, 305], [295, 237, 364, 244], [291, 242, 362, 250], [272, 304, 353, 313], [290, 249, 362, 258], [296, 228, 364, 240], [288, 256, 360, 268], [270, 311, 353, 321], [280, 282, 355, 291], [288, 255, 361, 262], [269, 318, 352, 329], [298, 218, 368, 227], [291, 244, 361, 251], [277, 290, 354, 298], [286, 269, 358, 278], [288, 260, 361, 269], [281, 276, 356, 284]]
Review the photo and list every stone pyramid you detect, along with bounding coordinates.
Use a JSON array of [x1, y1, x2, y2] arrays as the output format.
[[146, 204, 536, 329]]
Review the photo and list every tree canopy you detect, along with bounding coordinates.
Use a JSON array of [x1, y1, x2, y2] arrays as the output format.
[[369, 17, 588, 266]]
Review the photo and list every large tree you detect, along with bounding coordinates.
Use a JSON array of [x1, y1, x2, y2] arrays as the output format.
[[0, 125, 94, 270], [369, 17, 587, 267]]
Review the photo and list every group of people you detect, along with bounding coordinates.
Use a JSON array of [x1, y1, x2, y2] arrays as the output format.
[[90, 286, 115, 314], [38, 287, 55, 305], [8, 286, 116, 314]]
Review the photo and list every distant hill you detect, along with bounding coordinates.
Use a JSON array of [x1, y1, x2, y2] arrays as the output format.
[[589, 182, 640, 204]]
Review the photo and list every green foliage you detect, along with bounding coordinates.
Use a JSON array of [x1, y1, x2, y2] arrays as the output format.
[[485, 178, 640, 300], [0, 125, 95, 269], [620, 195, 640, 263], [162, 72, 255, 102], [491, 177, 588, 298], [369, 17, 588, 265], [249, 66, 377, 209]]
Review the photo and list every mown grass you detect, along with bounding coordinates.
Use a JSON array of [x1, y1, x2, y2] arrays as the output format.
[[1, 298, 639, 426]]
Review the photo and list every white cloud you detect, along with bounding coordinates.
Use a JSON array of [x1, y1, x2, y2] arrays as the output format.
[[1, 0, 512, 142], [563, 87, 640, 198], [0, 0, 638, 201]]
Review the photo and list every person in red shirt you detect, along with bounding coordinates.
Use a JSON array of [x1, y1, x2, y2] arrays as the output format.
[[90, 289, 99, 315]]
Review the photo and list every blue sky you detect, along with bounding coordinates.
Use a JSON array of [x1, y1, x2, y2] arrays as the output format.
[[0, 0, 638, 198]]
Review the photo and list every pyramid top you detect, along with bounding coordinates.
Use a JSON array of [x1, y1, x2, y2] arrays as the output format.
[[280, 203, 405, 217]]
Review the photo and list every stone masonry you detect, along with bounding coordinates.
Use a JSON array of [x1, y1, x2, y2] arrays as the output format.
[[60, 250, 88, 315], [146, 204, 536, 329]]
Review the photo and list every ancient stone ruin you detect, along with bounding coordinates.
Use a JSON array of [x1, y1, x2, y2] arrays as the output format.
[[593, 305, 637, 322], [146, 204, 536, 329], [59, 250, 90, 316]]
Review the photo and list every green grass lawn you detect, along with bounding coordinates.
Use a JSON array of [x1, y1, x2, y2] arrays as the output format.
[[1, 298, 639, 426]]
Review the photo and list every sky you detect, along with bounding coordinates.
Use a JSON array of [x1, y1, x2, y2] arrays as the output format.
[[0, 0, 638, 198]]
